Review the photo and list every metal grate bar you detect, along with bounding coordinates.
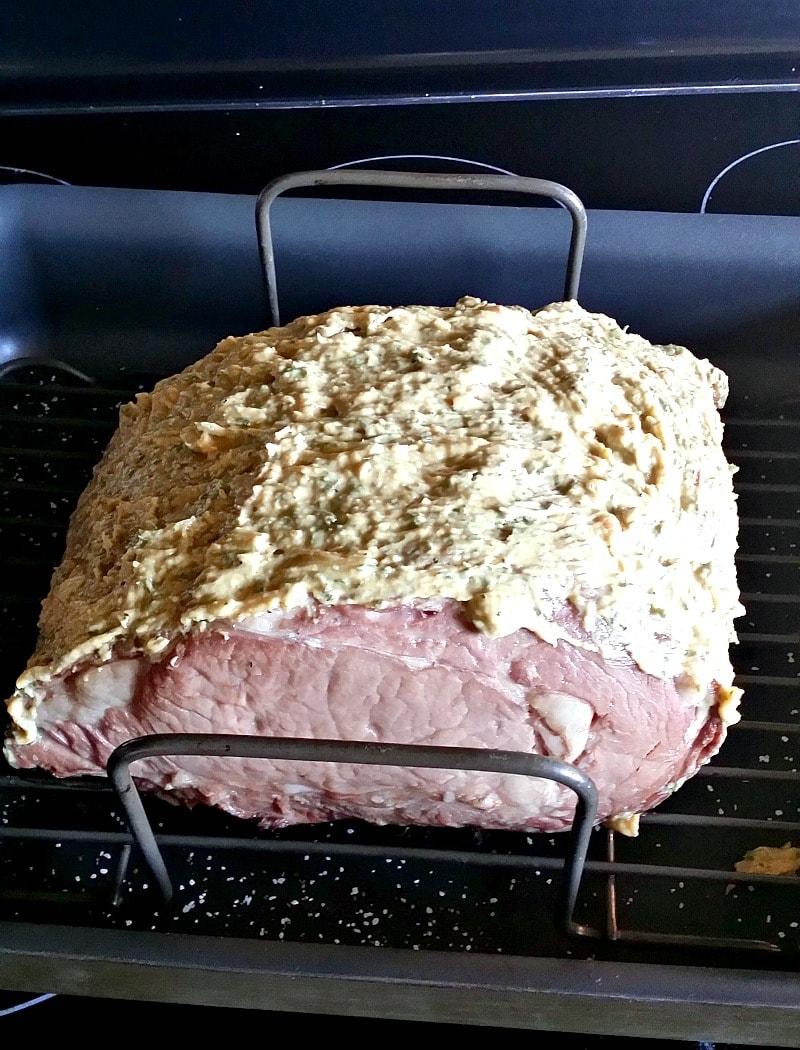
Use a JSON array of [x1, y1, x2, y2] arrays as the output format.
[[0, 514, 66, 529], [0, 592, 56, 605], [741, 593, 800, 603], [0, 773, 112, 792], [0, 555, 59, 571], [734, 720, 800, 733], [0, 445, 105, 463], [736, 553, 800, 563], [736, 483, 800, 494], [740, 517, 800, 528], [732, 449, 800, 459], [735, 674, 800, 686], [737, 632, 800, 643], [0, 380, 143, 400], [0, 413, 115, 429], [726, 418, 800, 428], [0, 826, 795, 887], [1, 480, 87, 496], [697, 765, 799, 780]]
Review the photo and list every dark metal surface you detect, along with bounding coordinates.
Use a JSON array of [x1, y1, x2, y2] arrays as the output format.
[[2, 924, 800, 1045], [2, 187, 800, 369], [1, 1, 799, 114]]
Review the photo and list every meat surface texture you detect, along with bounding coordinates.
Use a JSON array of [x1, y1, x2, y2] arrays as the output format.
[[7, 602, 726, 831], [4, 297, 743, 835]]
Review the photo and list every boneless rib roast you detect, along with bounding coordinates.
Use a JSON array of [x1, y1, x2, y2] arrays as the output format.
[[4, 297, 743, 834]]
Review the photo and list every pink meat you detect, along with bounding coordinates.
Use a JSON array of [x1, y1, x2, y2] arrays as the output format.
[[8, 600, 725, 832]]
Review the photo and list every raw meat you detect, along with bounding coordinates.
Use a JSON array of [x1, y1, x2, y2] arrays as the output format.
[[4, 297, 743, 834]]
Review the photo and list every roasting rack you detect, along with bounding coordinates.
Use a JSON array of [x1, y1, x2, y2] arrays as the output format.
[[0, 176, 797, 1042]]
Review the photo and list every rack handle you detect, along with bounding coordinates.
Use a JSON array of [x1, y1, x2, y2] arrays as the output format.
[[255, 169, 588, 327], [108, 732, 598, 933]]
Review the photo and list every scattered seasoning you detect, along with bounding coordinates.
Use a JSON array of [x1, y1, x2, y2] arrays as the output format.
[[735, 843, 800, 877]]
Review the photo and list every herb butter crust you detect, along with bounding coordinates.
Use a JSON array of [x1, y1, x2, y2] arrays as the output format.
[[8, 297, 743, 738]]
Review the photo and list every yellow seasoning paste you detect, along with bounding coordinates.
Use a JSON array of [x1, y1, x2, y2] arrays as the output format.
[[11, 297, 743, 733]]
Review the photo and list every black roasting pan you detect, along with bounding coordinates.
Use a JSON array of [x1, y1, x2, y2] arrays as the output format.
[[0, 182, 797, 1045]]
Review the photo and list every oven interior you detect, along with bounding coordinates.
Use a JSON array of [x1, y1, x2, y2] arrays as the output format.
[[0, 186, 796, 1006]]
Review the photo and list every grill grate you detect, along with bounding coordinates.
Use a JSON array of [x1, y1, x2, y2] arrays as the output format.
[[0, 363, 797, 962]]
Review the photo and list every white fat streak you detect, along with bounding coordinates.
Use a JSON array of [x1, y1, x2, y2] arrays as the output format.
[[36, 659, 142, 728], [529, 691, 593, 763]]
